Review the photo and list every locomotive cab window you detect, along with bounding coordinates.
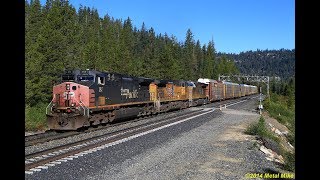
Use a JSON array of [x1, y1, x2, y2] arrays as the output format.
[[61, 75, 75, 82], [77, 75, 94, 82], [97, 76, 105, 85]]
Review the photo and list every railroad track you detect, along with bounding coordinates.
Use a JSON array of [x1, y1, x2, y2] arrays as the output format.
[[25, 107, 201, 147], [25, 108, 210, 173], [25, 95, 258, 147], [25, 131, 78, 147], [25, 96, 259, 174], [25, 130, 57, 143]]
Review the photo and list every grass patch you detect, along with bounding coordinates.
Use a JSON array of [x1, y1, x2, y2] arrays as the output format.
[[245, 116, 279, 143], [263, 93, 295, 126], [263, 95, 295, 147], [283, 151, 295, 172], [256, 94, 295, 172], [265, 101, 294, 128], [287, 132, 295, 148], [246, 115, 295, 172], [25, 103, 48, 131]]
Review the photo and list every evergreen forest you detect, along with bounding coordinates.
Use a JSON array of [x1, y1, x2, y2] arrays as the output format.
[[25, 0, 295, 130], [25, 0, 240, 107], [217, 49, 295, 80]]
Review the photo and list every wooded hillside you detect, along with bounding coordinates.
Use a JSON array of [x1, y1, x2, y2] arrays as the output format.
[[217, 49, 295, 80], [25, 0, 240, 106]]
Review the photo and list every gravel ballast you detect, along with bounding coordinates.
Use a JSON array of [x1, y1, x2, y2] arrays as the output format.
[[26, 96, 286, 179], [83, 108, 279, 180]]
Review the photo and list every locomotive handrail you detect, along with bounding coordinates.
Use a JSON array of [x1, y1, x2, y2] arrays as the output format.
[[80, 96, 90, 118], [74, 97, 84, 115], [188, 88, 193, 107], [46, 94, 55, 115], [74, 95, 89, 118]]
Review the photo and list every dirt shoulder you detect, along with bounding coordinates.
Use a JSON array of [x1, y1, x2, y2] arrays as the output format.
[[212, 108, 295, 179]]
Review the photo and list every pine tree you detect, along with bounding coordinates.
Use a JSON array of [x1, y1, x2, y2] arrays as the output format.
[[183, 29, 196, 80], [157, 33, 180, 80], [203, 40, 215, 79], [120, 17, 135, 75], [195, 40, 203, 78], [25, 0, 47, 106]]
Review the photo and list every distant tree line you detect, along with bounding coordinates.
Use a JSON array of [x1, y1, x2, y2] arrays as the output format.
[[270, 76, 295, 108], [25, 0, 239, 106], [217, 49, 295, 80]]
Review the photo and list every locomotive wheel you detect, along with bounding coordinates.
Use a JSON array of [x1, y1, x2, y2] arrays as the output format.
[[101, 113, 109, 124], [146, 105, 153, 115], [91, 113, 104, 126], [108, 111, 116, 122]]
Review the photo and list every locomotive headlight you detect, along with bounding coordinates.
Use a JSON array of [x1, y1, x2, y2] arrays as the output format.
[[66, 84, 70, 90], [71, 103, 75, 107]]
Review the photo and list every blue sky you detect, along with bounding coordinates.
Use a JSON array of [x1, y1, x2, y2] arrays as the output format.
[[39, 0, 295, 54]]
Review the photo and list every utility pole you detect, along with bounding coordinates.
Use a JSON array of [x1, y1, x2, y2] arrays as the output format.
[[259, 86, 263, 115], [267, 76, 270, 101]]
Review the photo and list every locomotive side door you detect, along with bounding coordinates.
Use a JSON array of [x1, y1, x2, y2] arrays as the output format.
[[96, 74, 106, 106]]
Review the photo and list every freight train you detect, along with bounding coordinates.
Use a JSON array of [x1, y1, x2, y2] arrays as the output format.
[[46, 69, 258, 130]]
